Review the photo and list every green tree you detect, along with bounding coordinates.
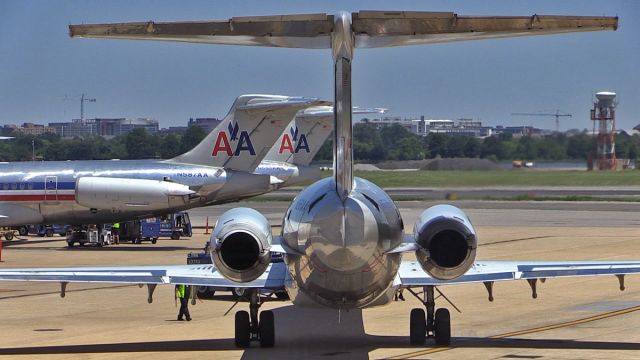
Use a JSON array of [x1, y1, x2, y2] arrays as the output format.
[[126, 128, 156, 159], [180, 125, 207, 154]]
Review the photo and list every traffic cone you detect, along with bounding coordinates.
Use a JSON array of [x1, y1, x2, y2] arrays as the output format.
[[204, 216, 210, 235]]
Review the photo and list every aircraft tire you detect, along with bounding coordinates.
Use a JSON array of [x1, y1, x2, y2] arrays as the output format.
[[18, 226, 28, 236], [409, 308, 426, 345], [434, 308, 451, 346], [4, 232, 14, 241], [67, 241, 74, 248], [46, 229, 54, 237], [151, 238, 157, 244], [235, 311, 251, 348], [259, 310, 275, 348], [171, 232, 180, 240]]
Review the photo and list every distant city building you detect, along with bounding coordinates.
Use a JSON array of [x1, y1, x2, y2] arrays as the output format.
[[4, 123, 57, 136], [49, 118, 158, 138], [360, 116, 492, 137], [160, 126, 189, 134], [188, 118, 221, 133]]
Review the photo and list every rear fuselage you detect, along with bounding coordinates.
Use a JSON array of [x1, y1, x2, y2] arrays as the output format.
[[282, 177, 404, 309]]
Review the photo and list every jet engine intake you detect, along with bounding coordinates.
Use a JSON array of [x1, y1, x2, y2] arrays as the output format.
[[210, 208, 272, 283], [414, 205, 477, 280]]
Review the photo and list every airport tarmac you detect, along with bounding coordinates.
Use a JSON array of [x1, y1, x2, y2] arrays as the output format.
[[0, 201, 639, 359]]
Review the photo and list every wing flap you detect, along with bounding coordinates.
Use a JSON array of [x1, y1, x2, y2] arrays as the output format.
[[353, 11, 618, 48], [399, 260, 640, 286], [0, 263, 287, 289]]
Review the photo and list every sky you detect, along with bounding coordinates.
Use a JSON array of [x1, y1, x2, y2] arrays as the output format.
[[0, 0, 638, 131]]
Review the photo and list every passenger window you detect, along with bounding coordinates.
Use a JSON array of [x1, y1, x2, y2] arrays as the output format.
[[28, 182, 34, 190], [2, 183, 7, 190], [11, 183, 17, 190], [19, 183, 25, 190]]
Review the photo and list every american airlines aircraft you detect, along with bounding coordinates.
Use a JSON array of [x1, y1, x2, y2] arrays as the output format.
[[1, 10, 639, 349], [0, 94, 326, 227], [257, 106, 386, 189]]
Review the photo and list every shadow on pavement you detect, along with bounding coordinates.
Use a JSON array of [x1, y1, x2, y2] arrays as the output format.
[[0, 304, 638, 359]]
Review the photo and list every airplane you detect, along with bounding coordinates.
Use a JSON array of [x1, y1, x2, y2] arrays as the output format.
[[0, 136, 14, 140], [257, 106, 387, 189], [1, 10, 639, 349], [0, 94, 326, 229]]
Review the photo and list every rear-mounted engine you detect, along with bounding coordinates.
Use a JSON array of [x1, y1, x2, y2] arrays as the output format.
[[210, 208, 272, 283], [414, 204, 477, 280]]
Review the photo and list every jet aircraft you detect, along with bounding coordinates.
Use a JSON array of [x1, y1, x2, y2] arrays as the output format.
[[1, 10, 639, 349], [257, 106, 386, 189], [0, 94, 326, 227]]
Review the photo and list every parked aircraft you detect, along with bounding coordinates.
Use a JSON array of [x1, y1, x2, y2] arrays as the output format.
[[256, 106, 386, 188], [1, 10, 638, 349], [0, 94, 325, 227]]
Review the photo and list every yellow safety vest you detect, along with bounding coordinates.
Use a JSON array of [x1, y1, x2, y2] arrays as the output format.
[[112, 223, 120, 229], [176, 284, 185, 298]]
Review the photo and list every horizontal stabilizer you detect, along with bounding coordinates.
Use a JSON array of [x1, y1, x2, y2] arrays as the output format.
[[70, 12, 617, 49]]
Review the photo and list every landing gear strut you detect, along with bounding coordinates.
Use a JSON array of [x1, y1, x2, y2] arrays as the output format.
[[234, 289, 275, 348], [409, 285, 451, 346]]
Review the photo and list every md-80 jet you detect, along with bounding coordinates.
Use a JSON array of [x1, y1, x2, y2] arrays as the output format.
[[0, 94, 326, 229], [1, 10, 639, 348]]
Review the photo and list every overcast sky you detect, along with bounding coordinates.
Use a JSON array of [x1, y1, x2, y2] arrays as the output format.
[[1, 0, 638, 131]]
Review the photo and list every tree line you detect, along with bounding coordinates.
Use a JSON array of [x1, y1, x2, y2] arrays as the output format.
[[1, 123, 638, 162], [316, 123, 640, 162]]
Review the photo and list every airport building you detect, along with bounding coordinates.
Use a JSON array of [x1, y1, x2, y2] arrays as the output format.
[[188, 117, 222, 133]]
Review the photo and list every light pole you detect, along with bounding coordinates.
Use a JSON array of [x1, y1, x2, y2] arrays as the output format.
[[32, 139, 35, 161]]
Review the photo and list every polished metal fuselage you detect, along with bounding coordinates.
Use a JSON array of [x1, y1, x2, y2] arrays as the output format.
[[0, 159, 274, 226], [282, 177, 404, 309]]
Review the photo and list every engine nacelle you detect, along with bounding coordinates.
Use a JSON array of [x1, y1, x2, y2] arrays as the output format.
[[414, 205, 477, 280], [75, 177, 194, 211], [210, 208, 272, 283]]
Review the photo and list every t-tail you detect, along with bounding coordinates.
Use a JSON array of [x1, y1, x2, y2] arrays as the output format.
[[169, 95, 324, 172]]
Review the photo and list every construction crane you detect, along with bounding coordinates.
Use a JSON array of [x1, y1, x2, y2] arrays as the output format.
[[511, 110, 572, 132]]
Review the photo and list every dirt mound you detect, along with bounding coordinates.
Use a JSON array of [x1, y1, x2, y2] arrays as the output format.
[[354, 163, 381, 171], [421, 158, 501, 171], [374, 160, 433, 170]]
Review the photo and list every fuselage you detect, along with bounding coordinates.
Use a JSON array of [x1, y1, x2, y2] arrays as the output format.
[[0, 159, 278, 226], [282, 177, 404, 309]]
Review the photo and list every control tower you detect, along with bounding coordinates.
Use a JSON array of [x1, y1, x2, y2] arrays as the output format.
[[590, 91, 617, 170]]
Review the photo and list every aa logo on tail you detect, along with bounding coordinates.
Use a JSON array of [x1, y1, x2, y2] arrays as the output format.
[[212, 122, 255, 156], [279, 126, 310, 154]]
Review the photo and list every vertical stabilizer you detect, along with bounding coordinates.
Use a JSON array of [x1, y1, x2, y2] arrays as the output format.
[[170, 95, 324, 172]]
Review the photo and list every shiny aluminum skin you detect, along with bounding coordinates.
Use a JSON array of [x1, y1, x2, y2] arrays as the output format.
[[0, 159, 269, 226], [210, 207, 272, 283], [414, 204, 477, 280], [282, 177, 403, 309]]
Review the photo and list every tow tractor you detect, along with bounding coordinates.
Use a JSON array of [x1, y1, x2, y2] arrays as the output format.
[[66, 225, 112, 247]]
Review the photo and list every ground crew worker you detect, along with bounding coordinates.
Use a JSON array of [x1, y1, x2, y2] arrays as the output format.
[[175, 284, 191, 321], [111, 222, 120, 245]]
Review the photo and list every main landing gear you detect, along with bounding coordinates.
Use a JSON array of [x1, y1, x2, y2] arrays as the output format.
[[234, 289, 275, 348], [409, 285, 451, 346]]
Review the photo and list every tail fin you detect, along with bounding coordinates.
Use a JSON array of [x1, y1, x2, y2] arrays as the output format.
[[170, 95, 326, 172], [264, 106, 387, 166]]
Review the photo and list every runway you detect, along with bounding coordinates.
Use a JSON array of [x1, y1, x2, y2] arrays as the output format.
[[0, 200, 639, 359]]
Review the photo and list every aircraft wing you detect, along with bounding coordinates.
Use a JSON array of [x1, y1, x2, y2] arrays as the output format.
[[0, 262, 287, 290], [399, 260, 640, 292], [70, 12, 616, 49]]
